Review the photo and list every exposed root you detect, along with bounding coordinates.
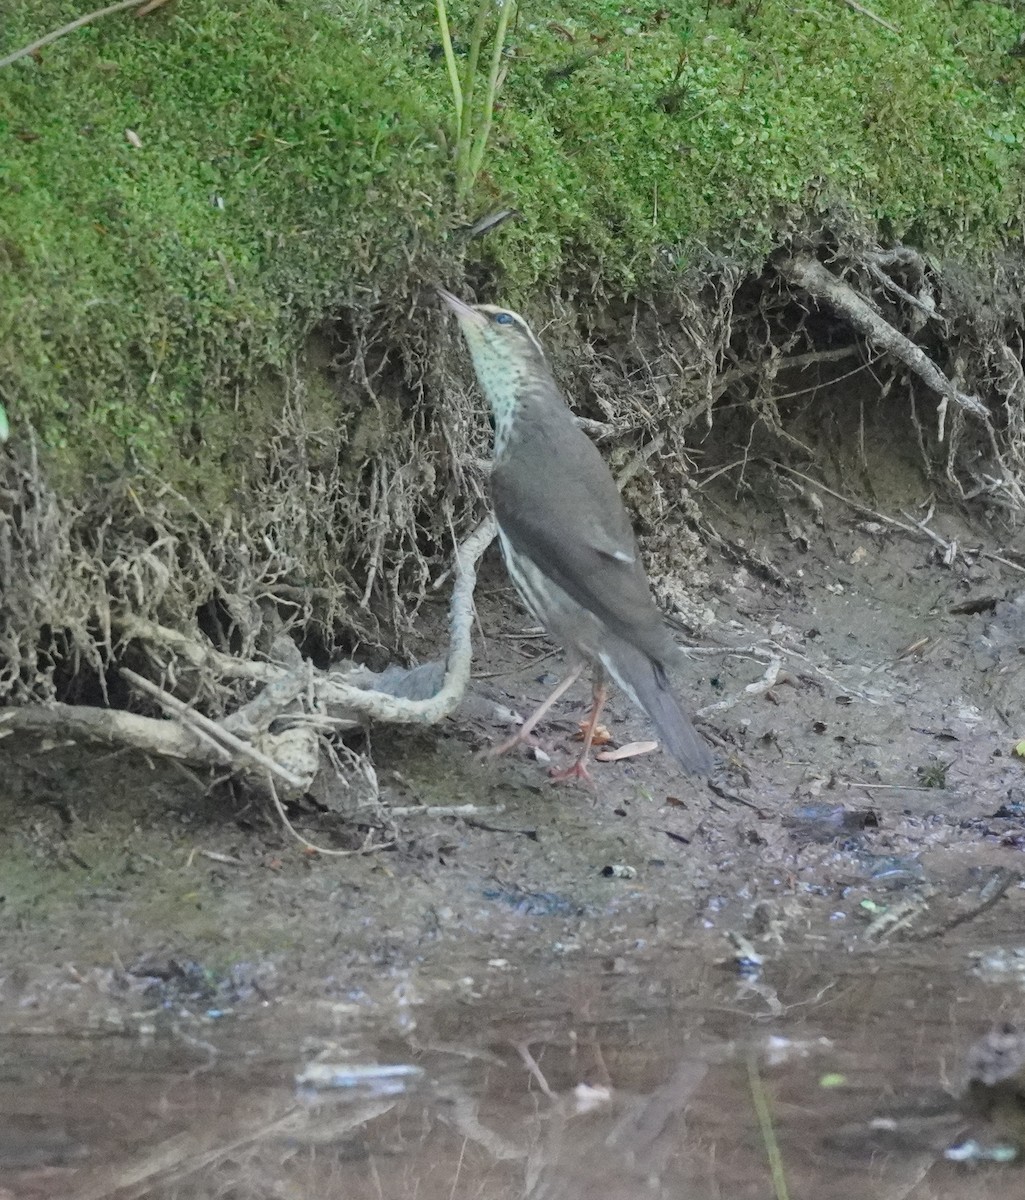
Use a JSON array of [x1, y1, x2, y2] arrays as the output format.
[[0, 703, 233, 769], [120, 667, 315, 793], [778, 253, 988, 422], [1, 519, 496, 798], [775, 248, 1025, 521]]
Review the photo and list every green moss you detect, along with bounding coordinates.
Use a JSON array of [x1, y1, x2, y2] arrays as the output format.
[[1, 1, 446, 486], [2, 0, 1024, 486], [485, 0, 1025, 285]]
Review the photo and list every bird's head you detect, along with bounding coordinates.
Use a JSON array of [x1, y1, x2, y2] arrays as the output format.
[[438, 290, 549, 381]]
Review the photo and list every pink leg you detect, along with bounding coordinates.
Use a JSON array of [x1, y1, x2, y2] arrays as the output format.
[[487, 662, 585, 758], [549, 675, 609, 784]]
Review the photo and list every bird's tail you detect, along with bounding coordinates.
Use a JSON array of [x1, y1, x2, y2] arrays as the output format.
[[600, 640, 714, 774]]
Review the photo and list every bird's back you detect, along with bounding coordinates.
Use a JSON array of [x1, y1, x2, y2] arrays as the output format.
[[491, 387, 679, 669]]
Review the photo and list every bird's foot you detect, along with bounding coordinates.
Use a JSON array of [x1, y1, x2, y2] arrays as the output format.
[[548, 757, 595, 785]]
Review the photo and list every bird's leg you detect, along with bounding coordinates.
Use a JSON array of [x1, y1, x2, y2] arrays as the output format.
[[486, 662, 585, 759], [549, 672, 608, 784]]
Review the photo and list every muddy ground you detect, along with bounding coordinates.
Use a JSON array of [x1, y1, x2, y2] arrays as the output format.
[[2, 385, 1025, 1198]]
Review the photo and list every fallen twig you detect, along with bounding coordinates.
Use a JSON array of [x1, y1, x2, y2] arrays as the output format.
[[909, 868, 1018, 942], [838, 0, 900, 34], [386, 803, 505, 817], [696, 655, 783, 718], [707, 779, 766, 814], [266, 779, 394, 857], [849, 781, 946, 792]]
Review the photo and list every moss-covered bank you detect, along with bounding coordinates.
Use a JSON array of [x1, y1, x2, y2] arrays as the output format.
[[3, 0, 1025, 475], [1, 0, 1024, 706]]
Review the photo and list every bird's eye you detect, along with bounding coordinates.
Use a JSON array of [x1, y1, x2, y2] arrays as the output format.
[[492, 312, 515, 326]]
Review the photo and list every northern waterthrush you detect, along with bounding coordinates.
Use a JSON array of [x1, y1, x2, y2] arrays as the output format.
[[440, 290, 712, 779]]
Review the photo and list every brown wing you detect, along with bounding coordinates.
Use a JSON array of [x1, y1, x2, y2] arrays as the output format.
[[491, 398, 676, 666]]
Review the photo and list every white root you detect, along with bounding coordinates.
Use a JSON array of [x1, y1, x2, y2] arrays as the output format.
[[3, 519, 497, 796], [0, 703, 231, 766]]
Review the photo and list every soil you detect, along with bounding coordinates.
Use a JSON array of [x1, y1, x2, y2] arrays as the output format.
[[2, 382, 1024, 1198]]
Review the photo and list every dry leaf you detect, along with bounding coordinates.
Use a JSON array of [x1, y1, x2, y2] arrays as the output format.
[[595, 740, 659, 762], [124, 128, 143, 148], [575, 722, 612, 745]]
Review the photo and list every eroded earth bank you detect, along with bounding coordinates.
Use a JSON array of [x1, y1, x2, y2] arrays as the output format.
[[3, 350, 1025, 1197]]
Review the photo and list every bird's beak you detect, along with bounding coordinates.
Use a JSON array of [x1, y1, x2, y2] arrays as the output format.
[[437, 288, 487, 329]]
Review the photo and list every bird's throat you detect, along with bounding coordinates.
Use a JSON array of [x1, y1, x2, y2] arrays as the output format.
[[471, 354, 522, 460]]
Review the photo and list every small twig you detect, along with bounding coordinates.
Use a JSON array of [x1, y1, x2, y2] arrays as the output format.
[[977, 549, 1025, 574], [459, 208, 520, 240], [899, 507, 954, 555], [696, 655, 783, 718], [266, 779, 394, 858], [767, 461, 1025, 574], [839, 0, 900, 33], [516, 1041, 556, 1098], [0, 0, 149, 69], [706, 778, 765, 814], [714, 345, 864, 392], [194, 849, 244, 866], [768, 463, 945, 538], [462, 818, 538, 837], [472, 648, 558, 680], [910, 869, 1018, 942], [866, 261, 936, 319], [386, 803, 505, 817], [848, 781, 946, 792]]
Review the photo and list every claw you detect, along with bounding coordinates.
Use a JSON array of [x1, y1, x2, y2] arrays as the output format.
[[548, 758, 595, 785]]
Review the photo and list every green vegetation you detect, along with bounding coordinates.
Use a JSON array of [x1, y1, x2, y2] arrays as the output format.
[[435, 0, 517, 200], [2, 0, 1024, 482], [1, 2, 447, 483]]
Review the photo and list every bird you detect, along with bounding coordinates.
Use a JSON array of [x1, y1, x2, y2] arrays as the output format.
[[438, 288, 713, 780]]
